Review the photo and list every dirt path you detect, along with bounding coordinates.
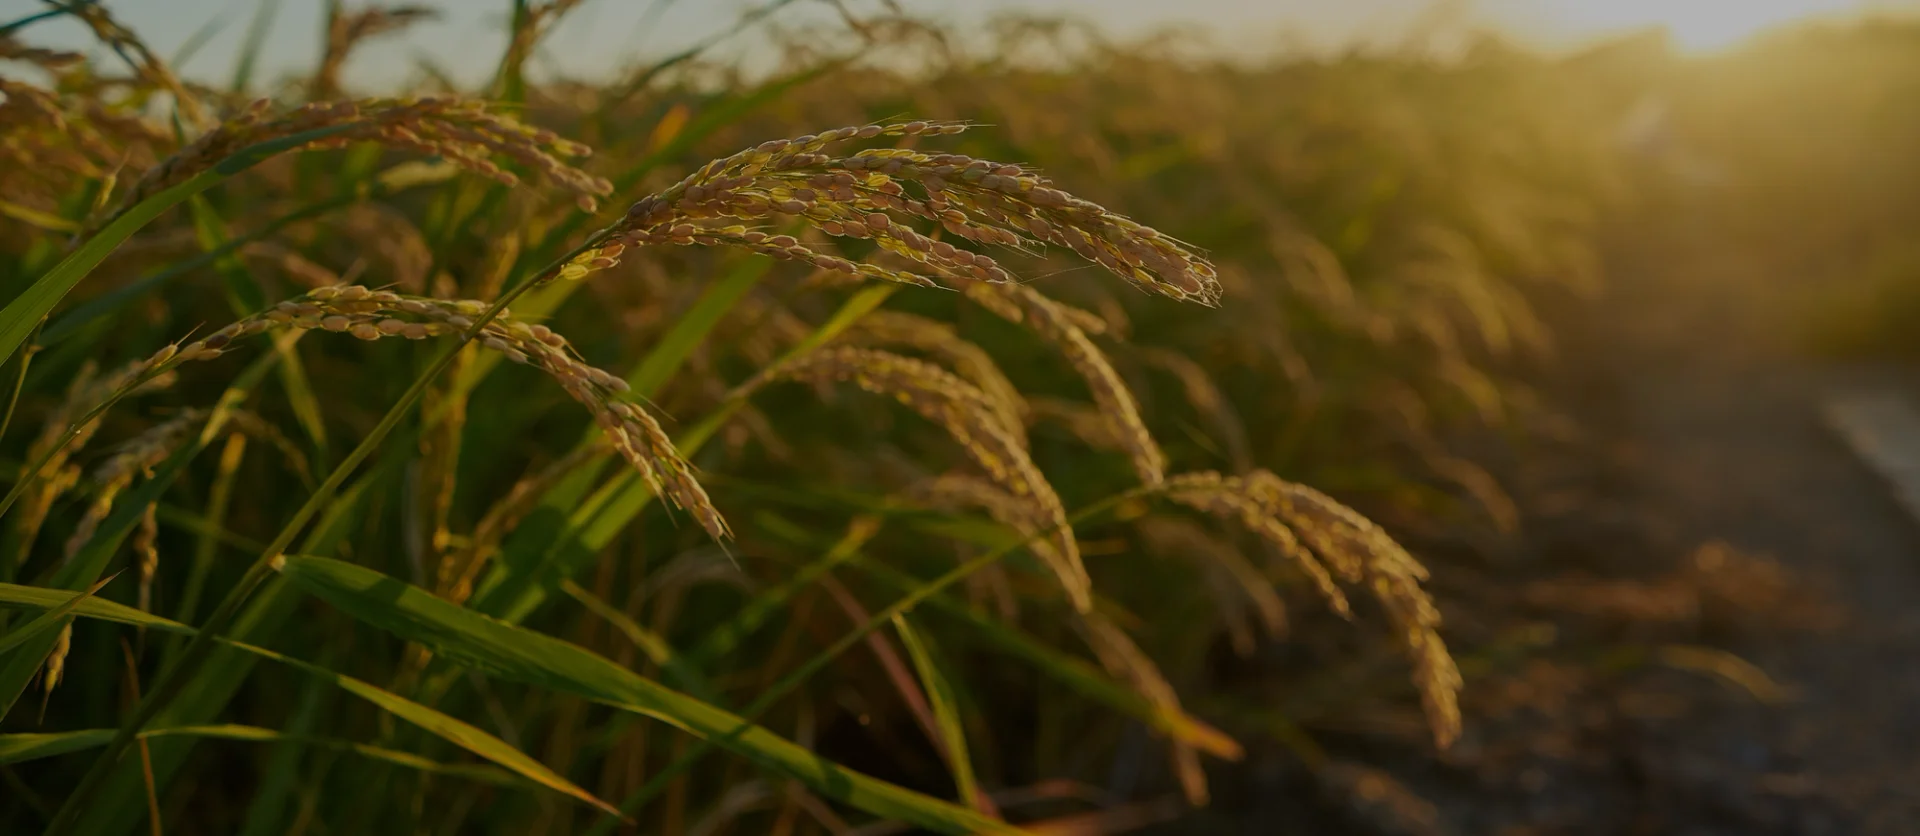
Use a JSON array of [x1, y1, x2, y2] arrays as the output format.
[[1573, 212, 1920, 834]]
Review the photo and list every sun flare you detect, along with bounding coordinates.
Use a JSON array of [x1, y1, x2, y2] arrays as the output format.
[[1527, 0, 1872, 51]]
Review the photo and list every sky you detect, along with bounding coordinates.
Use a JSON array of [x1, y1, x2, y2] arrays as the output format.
[[5, 0, 1919, 91]]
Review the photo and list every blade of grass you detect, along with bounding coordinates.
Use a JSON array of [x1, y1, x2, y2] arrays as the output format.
[[0, 320, 42, 517], [893, 613, 990, 816], [0, 725, 521, 786], [276, 555, 1018, 835], [0, 572, 118, 656], [228, 0, 285, 92], [61, 452, 399, 836], [167, 7, 232, 69], [0, 581, 621, 816]]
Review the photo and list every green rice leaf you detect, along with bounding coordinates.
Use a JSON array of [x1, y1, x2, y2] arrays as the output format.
[[893, 613, 987, 814], [0, 572, 118, 657], [276, 555, 1021, 835], [0, 581, 619, 818], [0, 724, 520, 785]]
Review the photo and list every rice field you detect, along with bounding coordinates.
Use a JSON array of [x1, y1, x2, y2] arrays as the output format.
[[3, 2, 1918, 834]]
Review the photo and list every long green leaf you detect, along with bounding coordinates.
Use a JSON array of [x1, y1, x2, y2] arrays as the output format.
[[893, 613, 986, 813], [277, 555, 1020, 835], [0, 724, 519, 784], [228, 0, 285, 92], [0, 123, 361, 365], [0, 572, 117, 657], [0, 580, 619, 818], [67, 456, 400, 836]]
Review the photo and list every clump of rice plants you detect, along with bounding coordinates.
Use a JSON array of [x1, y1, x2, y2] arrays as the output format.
[[0, 3, 1644, 834]]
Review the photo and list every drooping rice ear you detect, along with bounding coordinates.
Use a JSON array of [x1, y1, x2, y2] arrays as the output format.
[[562, 122, 1220, 305], [145, 286, 729, 542], [1163, 469, 1462, 749], [776, 348, 1090, 611], [969, 283, 1165, 486]]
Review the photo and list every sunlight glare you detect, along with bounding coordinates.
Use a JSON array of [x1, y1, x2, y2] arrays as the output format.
[[1532, 0, 1868, 51]]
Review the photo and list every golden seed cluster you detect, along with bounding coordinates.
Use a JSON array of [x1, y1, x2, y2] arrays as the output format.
[[1164, 470, 1462, 748], [139, 285, 727, 541], [557, 121, 1219, 305], [772, 346, 1090, 611]]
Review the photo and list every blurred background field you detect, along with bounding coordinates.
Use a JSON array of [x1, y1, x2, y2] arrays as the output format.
[[4, 1, 1920, 834]]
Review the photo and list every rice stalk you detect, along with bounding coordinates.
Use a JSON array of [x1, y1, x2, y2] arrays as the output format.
[[46, 0, 208, 126], [9, 362, 175, 567], [315, 4, 438, 99]]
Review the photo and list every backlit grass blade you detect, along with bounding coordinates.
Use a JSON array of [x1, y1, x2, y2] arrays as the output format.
[[227, 0, 285, 92], [276, 555, 1020, 835], [0, 572, 118, 657], [0, 724, 520, 785], [0, 581, 621, 818], [0, 123, 360, 365], [893, 613, 989, 815]]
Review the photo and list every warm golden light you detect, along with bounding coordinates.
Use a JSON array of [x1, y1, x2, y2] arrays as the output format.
[[1521, 0, 1870, 51]]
